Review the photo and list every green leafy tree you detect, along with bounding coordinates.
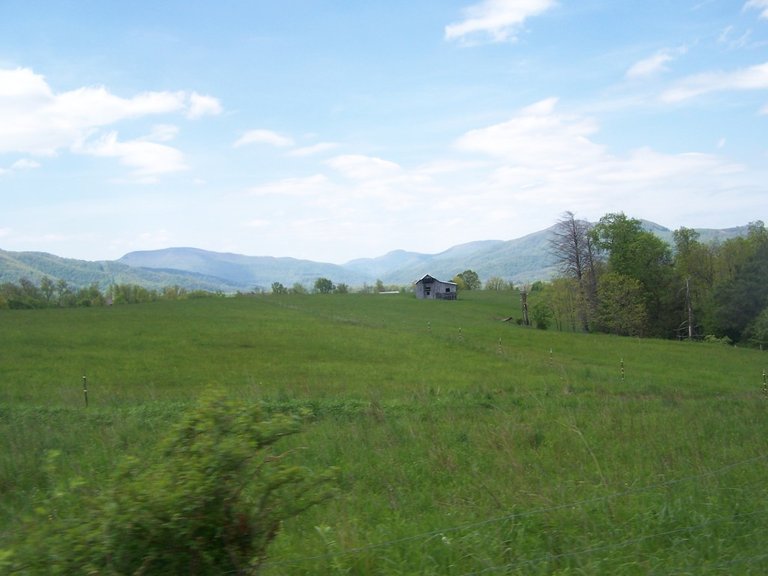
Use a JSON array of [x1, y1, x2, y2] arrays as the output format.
[[484, 276, 511, 291], [593, 272, 647, 336], [591, 213, 675, 337], [455, 270, 481, 290], [532, 301, 553, 330], [335, 282, 349, 294], [543, 277, 581, 331], [314, 277, 334, 294], [10, 391, 337, 575], [162, 285, 187, 300], [39, 276, 55, 304], [711, 239, 768, 343], [55, 279, 74, 306], [451, 275, 467, 290], [271, 282, 288, 294], [742, 306, 768, 348], [673, 227, 715, 339]]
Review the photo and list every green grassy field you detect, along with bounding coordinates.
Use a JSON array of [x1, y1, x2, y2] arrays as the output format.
[[2, 291, 768, 574]]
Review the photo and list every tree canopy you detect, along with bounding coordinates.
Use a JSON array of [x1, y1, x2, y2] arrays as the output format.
[[544, 213, 768, 345]]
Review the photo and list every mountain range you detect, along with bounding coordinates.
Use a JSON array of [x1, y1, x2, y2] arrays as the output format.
[[0, 222, 751, 293]]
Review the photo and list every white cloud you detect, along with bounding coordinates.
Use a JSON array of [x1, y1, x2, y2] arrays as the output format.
[[0, 67, 52, 99], [745, 0, 768, 19], [11, 158, 40, 170], [49, 86, 186, 127], [78, 131, 187, 182], [718, 25, 754, 50], [326, 154, 402, 180], [233, 129, 294, 148], [626, 47, 687, 79], [456, 97, 603, 167], [0, 157, 41, 176], [247, 174, 331, 197], [445, 0, 556, 44], [662, 61, 768, 102], [186, 92, 222, 119], [450, 98, 746, 227], [288, 142, 339, 157], [0, 66, 217, 181], [142, 124, 180, 142]]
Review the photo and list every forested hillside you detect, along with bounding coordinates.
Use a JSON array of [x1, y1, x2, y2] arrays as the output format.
[[0, 249, 245, 292]]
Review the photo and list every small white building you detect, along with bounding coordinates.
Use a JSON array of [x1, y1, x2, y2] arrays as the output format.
[[413, 274, 457, 300]]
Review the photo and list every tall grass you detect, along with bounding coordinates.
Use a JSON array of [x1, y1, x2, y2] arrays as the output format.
[[2, 291, 767, 574]]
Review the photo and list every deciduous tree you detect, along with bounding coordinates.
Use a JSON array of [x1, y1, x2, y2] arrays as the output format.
[[591, 213, 675, 337], [314, 277, 334, 294], [594, 272, 647, 336], [549, 211, 598, 330], [484, 276, 511, 291], [455, 269, 481, 290]]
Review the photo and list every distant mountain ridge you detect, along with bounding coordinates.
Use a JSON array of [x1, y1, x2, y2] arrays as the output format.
[[0, 222, 752, 292]]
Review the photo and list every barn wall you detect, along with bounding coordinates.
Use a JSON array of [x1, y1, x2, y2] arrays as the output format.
[[415, 278, 457, 300]]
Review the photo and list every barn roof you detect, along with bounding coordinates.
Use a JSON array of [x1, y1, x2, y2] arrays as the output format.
[[414, 274, 457, 286]]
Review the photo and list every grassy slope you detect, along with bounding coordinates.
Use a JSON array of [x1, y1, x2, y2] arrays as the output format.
[[1, 292, 767, 574]]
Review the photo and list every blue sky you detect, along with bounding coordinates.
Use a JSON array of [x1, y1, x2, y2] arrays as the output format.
[[1, 0, 767, 263]]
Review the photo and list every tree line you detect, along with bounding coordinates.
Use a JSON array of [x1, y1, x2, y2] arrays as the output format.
[[542, 211, 768, 346], [0, 278, 216, 309]]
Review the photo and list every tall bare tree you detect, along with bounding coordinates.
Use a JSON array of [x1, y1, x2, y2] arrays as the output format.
[[548, 211, 598, 330]]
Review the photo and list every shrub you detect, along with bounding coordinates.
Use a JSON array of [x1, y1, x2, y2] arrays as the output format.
[[703, 334, 733, 346], [10, 391, 338, 575]]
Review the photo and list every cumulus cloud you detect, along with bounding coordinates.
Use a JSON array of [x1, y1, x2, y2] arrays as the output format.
[[0, 66, 218, 179], [451, 98, 746, 225], [745, 0, 768, 19], [77, 131, 187, 182], [661, 61, 768, 102], [445, 0, 556, 44], [456, 97, 603, 167], [186, 92, 222, 119], [233, 129, 294, 148]]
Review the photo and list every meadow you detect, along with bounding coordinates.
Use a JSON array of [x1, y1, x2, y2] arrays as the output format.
[[1, 290, 767, 574]]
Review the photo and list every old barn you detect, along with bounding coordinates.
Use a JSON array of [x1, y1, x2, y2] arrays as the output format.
[[414, 274, 457, 300]]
